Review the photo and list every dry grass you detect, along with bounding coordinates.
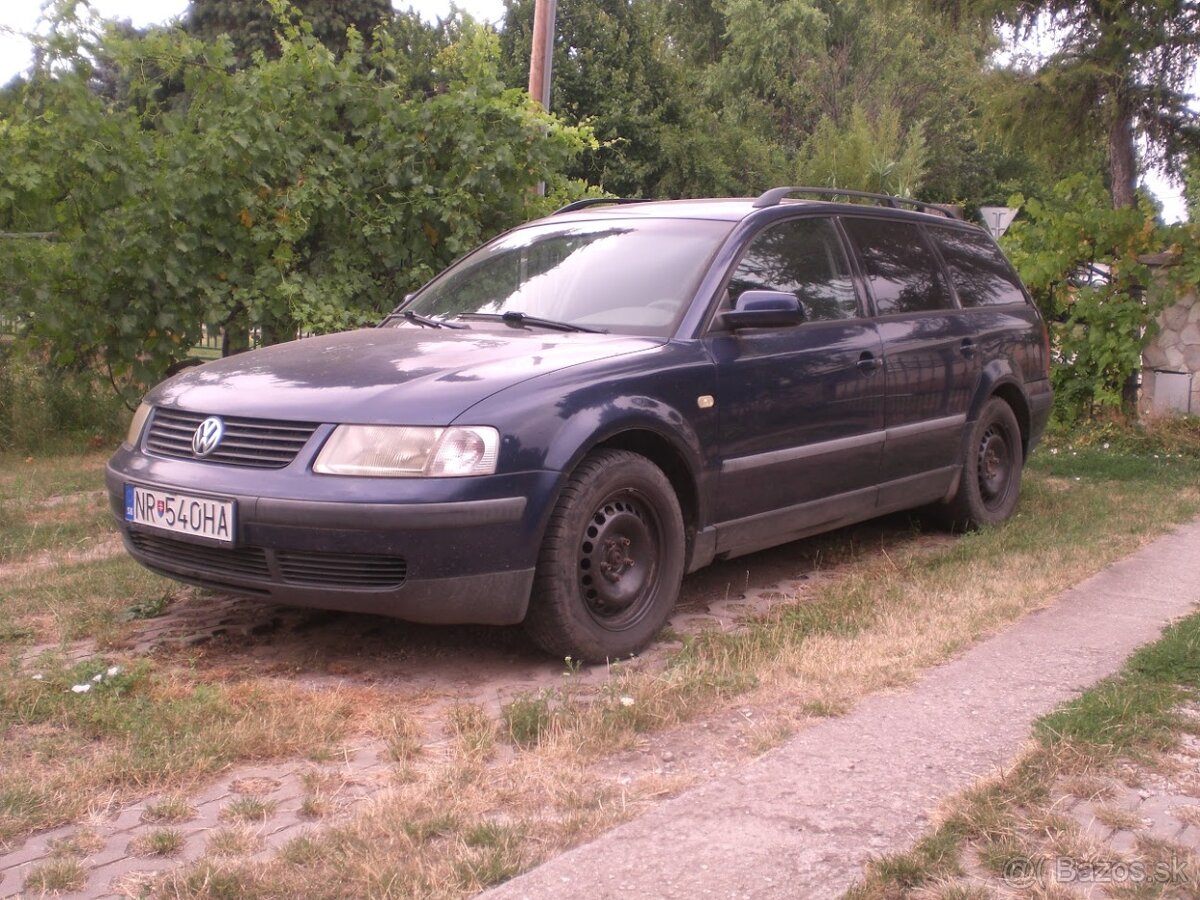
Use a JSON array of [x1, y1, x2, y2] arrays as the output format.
[[0, 666, 370, 845], [223, 796, 278, 824], [47, 827, 105, 857], [445, 703, 499, 762], [1170, 804, 1200, 828], [158, 753, 677, 898], [1094, 804, 1145, 831], [297, 769, 363, 821]]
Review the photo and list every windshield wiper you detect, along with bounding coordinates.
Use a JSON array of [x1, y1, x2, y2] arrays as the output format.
[[456, 311, 607, 334], [387, 310, 469, 329]]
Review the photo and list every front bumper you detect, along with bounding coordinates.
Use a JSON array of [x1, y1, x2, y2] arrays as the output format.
[[105, 450, 555, 625]]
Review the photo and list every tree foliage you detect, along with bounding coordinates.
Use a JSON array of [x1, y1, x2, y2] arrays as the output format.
[[185, 0, 394, 61], [498, 0, 1022, 202], [928, 0, 1200, 209], [499, 0, 775, 196], [0, 3, 591, 403]]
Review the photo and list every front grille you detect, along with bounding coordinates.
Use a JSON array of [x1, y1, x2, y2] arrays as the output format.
[[126, 532, 407, 592], [145, 408, 318, 469], [128, 531, 271, 581], [277, 550, 408, 588]]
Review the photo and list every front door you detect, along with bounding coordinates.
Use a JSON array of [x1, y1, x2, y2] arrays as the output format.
[[705, 217, 885, 552]]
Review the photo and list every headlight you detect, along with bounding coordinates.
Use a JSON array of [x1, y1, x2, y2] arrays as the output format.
[[125, 402, 152, 449], [313, 425, 500, 477]]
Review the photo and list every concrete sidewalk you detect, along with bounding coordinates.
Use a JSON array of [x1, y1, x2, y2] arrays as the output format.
[[485, 519, 1200, 900]]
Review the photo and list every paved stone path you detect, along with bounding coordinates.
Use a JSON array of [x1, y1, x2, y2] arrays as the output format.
[[485, 519, 1200, 900], [0, 741, 387, 899]]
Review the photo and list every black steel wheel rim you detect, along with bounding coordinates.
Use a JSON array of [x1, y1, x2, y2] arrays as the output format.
[[577, 489, 662, 629], [977, 423, 1012, 508]]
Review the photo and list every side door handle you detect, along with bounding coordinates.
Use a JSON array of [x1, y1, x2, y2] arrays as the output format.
[[960, 338, 977, 359], [857, 351, 882, 374]]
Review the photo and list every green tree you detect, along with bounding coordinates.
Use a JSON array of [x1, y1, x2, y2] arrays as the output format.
[[928, 0, 1200, 210], [185, 0, 393, 61], [1185, 155, 1200, 222], [499, 0, 744, 196], [796, 104, 928, 196], [700, 0, 1015, 202]]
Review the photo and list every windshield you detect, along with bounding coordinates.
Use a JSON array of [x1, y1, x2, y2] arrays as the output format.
[[396, 218, 734, 336]]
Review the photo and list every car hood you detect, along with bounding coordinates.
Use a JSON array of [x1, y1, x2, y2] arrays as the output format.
[[149, 327, 663, 424]]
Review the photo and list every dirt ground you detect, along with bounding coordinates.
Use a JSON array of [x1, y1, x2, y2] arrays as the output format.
[[99, 514, 935, 714]]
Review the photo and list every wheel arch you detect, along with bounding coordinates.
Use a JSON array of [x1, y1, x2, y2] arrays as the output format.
[[970, 361, 1033, 459], [592, 428, 700, 555]]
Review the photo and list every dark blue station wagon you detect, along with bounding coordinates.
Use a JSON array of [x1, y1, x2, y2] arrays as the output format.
[[107, 188, 1052, 660]]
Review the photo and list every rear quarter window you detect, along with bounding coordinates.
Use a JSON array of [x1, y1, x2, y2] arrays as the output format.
[[931, 227, 1028, 308]]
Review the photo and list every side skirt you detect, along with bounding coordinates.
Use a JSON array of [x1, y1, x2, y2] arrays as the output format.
[[710, 466, 960, 561]]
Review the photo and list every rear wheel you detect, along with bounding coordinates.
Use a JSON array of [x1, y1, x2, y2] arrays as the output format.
[[941, 397, 1023, 530], [524, 449, 685, 661]]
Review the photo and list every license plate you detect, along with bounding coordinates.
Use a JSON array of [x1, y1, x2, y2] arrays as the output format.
[[124, 484, 235, 544]]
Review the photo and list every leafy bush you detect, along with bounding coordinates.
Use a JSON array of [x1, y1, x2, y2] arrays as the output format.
[[1001, 175, 1188, 424], [0, 347, 128, 453], [0, 2, 592, 405]]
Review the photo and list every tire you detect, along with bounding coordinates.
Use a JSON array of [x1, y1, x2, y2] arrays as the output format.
[[941, 397, 1024, 530], [524, 449, 685, 661]]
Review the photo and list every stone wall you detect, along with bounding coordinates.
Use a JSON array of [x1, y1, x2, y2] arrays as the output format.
[[1141, 287, 1200, 416]]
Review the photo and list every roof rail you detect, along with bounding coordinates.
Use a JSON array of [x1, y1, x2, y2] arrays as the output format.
[[552, 197, 653, 215], [752, 186, 962, 220]]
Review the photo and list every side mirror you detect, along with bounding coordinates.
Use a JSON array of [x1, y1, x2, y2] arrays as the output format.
[[722, 290, 806, 330]]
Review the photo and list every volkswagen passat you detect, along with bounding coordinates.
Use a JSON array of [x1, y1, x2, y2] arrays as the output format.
[[108, 188, 1052, 660]]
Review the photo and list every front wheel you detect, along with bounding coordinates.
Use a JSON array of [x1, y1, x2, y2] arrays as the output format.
[[941, 397, 1024, 530], [524, 449, 685, 661]]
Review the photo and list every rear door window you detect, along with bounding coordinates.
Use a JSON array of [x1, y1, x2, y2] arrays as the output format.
[[840, 217, 952, 315], [931, 227, 1027, 307]]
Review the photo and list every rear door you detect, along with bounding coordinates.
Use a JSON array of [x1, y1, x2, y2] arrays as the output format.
[[838, 216, 976, 501], [705, 216, 885, 546]]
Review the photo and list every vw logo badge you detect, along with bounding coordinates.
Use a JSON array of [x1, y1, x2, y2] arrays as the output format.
[[192, 416, 225, 458]]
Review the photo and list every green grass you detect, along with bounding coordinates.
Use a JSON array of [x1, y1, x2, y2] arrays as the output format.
[[22, 857, 88, 893], [0, 451, 115, 564], [223, 796, 278, 823], [0, 494, 114, 564], [133, 827, 186, 857], [0, 451, 111, 504], [143, 795, 195, 824], [0, 351, 129, 455], [207, 826, 264, 857], [1036, 613, 1200, 757]]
